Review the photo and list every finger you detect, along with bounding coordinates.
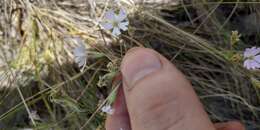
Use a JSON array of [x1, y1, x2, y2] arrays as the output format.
[[215, 121, 246, 130], [121, 47, 215, 130], [105, 87, 131, 130]]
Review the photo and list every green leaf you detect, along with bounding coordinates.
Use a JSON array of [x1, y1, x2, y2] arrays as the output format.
[[107, 87, 118, 105], [50, 96, 84, 112]]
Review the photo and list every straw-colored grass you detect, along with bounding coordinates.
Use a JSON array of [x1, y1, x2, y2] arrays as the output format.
[[0, 0, 260, 129]]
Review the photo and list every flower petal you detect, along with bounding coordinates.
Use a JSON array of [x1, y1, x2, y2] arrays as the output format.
[[101, 105, 114, 115], [244, 59, 260, 70], [75, 56, 81, 63], [118, 21, 129, 31], [117, 9, 127, 22], [254, 55, 260, 63], [101, 22, 113, 30], [252, 47, 260, 56], [75, 37, 85, 45], [78, 59, 86, 67], [74, 47, 86, 57], [76, 57, 86, 67], [104, 10, 116, 21], [244, 59, 250, 69], [250, 62, 257, 69], [244, 47, 260, 58], [74, 44, 87, 68], [112, 27, 121, 36], [249, 61, 256, 69], [244, 48, 253, 58]]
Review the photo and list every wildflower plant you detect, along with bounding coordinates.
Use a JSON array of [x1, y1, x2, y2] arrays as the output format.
[[99, 61, 120, 115], [101, 85, 118, 115], [230, 31, 241, 46]]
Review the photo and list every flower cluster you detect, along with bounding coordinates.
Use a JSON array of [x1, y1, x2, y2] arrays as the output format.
[[73, 7, 129, 71]]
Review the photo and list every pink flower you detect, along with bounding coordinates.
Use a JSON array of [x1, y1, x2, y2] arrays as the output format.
[[243, 47, 260, 70]]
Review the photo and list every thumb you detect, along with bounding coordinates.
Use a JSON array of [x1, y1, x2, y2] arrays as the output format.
[[121, 47, 215, 130]]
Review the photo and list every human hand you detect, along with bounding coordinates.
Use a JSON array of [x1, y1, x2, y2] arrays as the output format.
[[105, 47, 245, 130]]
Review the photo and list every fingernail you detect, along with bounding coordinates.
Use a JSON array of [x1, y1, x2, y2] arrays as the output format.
[[121, 49, 162, 89]]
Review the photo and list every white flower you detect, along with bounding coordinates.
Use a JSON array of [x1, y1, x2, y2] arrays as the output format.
[[30, 110, 41, 121], [101, 105, 114, 115], [73, 43, 87, 70], [101, 9, 129, 36], [243, 47, 260, 70]]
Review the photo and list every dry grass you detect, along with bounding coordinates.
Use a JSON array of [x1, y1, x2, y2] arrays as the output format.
[[0, 0, 260, 130]]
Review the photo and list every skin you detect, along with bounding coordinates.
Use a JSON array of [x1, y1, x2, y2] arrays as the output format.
[[106, 47, 245, 130]]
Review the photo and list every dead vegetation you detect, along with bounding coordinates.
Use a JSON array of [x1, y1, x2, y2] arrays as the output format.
[[0, 0, 260, 130]]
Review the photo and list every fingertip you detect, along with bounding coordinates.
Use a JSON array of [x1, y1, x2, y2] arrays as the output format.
[[121, 47, 163, 89], [215, 121, 246, 130]]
